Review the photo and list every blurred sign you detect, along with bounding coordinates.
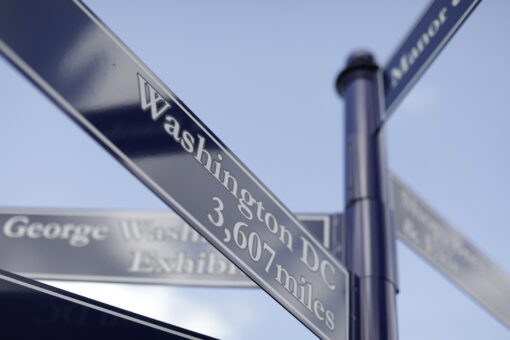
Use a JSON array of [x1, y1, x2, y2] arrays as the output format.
[[0, 269, 214, 339], [0, 210, 337, 288], [0, 1, 349, 339], [392, 175, 510, 329], [383, 0, 480, 117]]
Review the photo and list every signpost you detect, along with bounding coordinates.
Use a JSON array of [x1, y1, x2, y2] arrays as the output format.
[[0, 269, 214, 340], [337, 52, 398, 340], [392, 176, 510, 329], [0, 209, 339, 288], [383, 0, 481, 119], [0, 0, 498, 338], [333, 1, 484, 338], [0, 1, 349, 339]]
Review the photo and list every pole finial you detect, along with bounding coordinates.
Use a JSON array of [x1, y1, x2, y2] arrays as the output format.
[[336, 50, 378, 96]]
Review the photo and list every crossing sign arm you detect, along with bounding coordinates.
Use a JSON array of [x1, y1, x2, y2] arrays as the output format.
[[0, 1, 349, 339], [0, 209, 336, 288]]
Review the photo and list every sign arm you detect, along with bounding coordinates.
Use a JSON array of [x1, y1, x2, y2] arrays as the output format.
[[0, 1, 350, 339], [391, 173, 510, 330], [382, 0, 481, 124]]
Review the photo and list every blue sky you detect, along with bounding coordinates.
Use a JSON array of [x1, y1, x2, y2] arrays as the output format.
[[0, 1, 509, 339]]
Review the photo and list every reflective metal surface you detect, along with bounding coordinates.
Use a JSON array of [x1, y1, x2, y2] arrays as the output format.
[[383, 0, 481, 119], [338, 52, 398, 340], [0, 1, 349, 338], [0, 269, 215, 339], [0, 209, 338, 287], [392, 175, 510, 330]]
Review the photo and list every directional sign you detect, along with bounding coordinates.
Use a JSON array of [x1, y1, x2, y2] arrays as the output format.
[[0, 209, 337, 288], [0, 1, 349, 339], [0, 269, 214, 339], [392, 175, 510, 329], [383, 0, 481, 117], [4, 185, 510, 331]]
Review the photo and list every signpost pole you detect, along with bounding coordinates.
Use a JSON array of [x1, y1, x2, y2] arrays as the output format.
[[336, 51, 399, 340]]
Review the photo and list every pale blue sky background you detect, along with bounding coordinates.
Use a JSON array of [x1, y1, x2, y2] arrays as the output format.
[[0, 1, 509, 339]]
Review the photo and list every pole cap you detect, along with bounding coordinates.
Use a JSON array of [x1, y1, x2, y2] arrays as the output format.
[[336, 50, 378, 96]]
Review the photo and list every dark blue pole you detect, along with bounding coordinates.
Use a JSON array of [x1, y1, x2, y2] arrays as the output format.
[[336, 51, 399, 340]]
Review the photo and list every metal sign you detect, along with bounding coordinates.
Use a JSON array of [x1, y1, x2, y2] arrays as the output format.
[[0, 269, 214, 339], [383, 0, 480, 117], [0, 209, 337, 288], [3, 180, 509, 330], [3, 177, 510, 332], [392, 175, 510, 329], [0, 1, 349, 339]]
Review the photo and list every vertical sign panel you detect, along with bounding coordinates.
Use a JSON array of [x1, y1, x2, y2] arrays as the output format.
[[0, 1, 349, 339]]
